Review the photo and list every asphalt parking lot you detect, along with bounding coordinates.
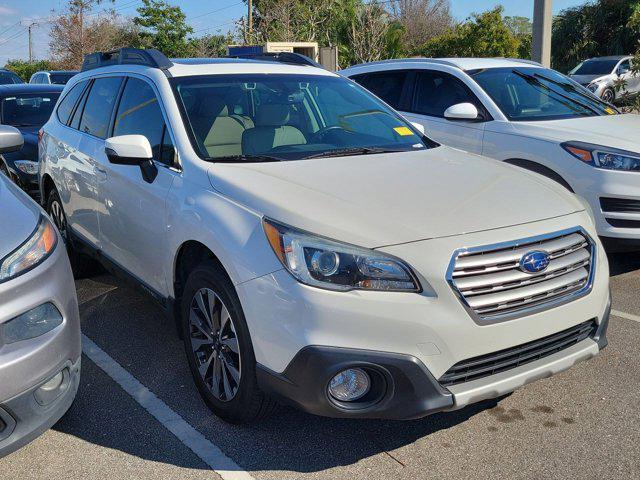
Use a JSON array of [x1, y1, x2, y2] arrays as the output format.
[[1, 252, 639, 480]]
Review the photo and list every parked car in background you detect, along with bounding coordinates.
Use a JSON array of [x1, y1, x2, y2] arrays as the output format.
[[343, 58, 640, 251], [0, 84, 63, 197], [40, 49, 609, 424], [29, 70, 79, 86], [0, 69, 24, 85], [0, 125, 81, 457], [568, 55, 637, 104]]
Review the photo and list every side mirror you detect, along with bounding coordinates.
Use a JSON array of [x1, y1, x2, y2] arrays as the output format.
[[0, 125, 24, 154], [411, 122, 425, 135], [444, 102, 480, 121], [105, 135, 157, 183]]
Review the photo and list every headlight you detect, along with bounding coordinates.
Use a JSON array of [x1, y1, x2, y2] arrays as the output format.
[[0, 215, 57, 282], [13, 160, 39, 175], [263, 219, 420, 292], [562, 142, 640, 172], [2, 303, 63, 344]]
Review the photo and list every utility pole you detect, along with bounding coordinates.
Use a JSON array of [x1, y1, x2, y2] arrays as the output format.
[[27, 22, 37, 63], [248, 0, 253, 42], [532, 0, 552, 67]]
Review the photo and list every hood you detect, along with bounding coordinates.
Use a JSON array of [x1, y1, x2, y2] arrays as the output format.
[[207, 147, 583, 248], [0, 175, 40, 259], [569, 74, 609, 86], [507, 113, 640, 153]]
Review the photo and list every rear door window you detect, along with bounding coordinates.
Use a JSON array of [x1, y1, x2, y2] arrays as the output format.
[[351, 71, 408, 109], [57, 80, 89, 125], [412, 70, 480, 118], [113, 77, 168, 163], [78, 77, 123, 138]]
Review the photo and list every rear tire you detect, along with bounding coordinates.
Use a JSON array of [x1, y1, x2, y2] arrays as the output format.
[[181, 260, 278, 423], [46, 189, 101, 279]]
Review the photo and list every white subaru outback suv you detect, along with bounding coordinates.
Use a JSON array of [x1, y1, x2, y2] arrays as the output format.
[[342, 58, 640, 251], [39, 49, 610, 423]]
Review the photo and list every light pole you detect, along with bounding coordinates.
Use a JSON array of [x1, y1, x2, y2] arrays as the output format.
[[532, 0, 552, 67]]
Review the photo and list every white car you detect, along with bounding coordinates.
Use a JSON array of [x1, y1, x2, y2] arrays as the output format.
[[568, 56, 638, 104], [40, 49, 610, 423], [342, 58, 640, 251]]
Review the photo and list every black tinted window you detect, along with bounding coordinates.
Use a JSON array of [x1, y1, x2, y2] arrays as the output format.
[[2, 93, 60, 126], [353, 71, 407, 109], [50, 73, 76, 85], [113, 77, 167, 162], [79, 77, 122, 138], [57, 80, 88, 125], [0, 72, 23, 84], [413, 71, 476, 117]]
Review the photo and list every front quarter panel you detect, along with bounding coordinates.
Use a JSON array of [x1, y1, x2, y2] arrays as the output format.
[[166, 170, 283, 295]]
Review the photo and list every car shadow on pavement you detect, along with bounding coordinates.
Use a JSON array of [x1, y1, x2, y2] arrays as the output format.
[[53, 273, 502, 474], [607, 250, 640, 276]]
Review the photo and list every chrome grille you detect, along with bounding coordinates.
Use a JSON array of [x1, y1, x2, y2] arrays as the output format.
[[448, 228, 594, 321]]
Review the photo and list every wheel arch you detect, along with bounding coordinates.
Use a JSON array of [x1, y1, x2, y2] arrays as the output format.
[[41, 173, 57, 205], [503, 158, 574, 193]]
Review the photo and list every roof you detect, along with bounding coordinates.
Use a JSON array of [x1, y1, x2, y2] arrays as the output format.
[[0, 84, 65, 94], [36, 70, 80, 74], [581, 55, 630, 61], [341, 57, 543, 75]]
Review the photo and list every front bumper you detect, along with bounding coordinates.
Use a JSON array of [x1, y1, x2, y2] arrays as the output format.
[[238, 212, 610, 419], [0, 239, 81, 456]]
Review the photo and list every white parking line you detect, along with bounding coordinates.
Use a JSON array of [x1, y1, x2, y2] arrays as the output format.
[[612, 309, 640, 323], [81, 334, 255, 480]]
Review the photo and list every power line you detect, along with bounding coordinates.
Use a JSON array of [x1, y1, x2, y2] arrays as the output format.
[[190, 1, 244, 21], [0, 21, 22, 39]]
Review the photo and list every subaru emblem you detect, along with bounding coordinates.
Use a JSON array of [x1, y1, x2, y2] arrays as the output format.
[[519, 250, 550, 273]]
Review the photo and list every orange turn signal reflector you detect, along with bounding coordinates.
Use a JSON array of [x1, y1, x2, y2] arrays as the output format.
[[566, 146, 592, 163], [263, 221, 285, 263], [41, 221, 57, 253]]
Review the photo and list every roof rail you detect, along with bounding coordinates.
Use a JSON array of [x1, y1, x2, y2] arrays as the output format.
[[225, 52, 323, 69], [81, 48, 173, 72]]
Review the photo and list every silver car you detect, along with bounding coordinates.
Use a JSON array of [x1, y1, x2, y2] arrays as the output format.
[[569, 55, 639, 104], [0, 126, 80, 457]]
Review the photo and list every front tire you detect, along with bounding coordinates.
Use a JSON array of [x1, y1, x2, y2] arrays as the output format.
[[181, 261, 277, 423], [601, 87, 615, 104]]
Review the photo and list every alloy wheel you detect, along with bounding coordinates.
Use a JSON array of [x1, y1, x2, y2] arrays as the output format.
[[189, 288, 241, 402], [602, 89, 615, 104], [49, 199, 68, 244]]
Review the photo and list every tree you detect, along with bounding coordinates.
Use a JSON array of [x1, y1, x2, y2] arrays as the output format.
[[49, 0, 116, 69], [388, 0, 453, 55], [189, 33, 233, 58], [4, 59, 55, 81], [552, 0, 640, 73], [504, 16, 532, 59], [421, 6, 519, 58], [134, 0, 193, 57], [348, 2, 389, 64]]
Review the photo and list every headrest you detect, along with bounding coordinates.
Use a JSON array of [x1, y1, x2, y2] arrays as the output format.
[[255, 103, 290, 126]]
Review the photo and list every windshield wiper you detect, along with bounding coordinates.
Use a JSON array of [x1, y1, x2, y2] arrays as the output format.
[[212, 154, 283, 163], [512, 69, 601, 116], [302, 147, 406, 160]]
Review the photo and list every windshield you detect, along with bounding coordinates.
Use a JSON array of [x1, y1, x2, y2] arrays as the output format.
[[1, 93, 60, 126], [171, 73, 428, 161], [569, 59, 619, 76], [49, 73, 76, 85], [469, 67, 615, 121], [0, 72, 23, 85]]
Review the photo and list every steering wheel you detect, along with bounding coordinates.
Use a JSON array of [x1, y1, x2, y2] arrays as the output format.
[[311, 126, 345, 143]]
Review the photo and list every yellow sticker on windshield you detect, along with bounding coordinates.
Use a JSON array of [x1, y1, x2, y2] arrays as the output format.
[[605, 107, 616, 115], [394, 126, 414, 136]]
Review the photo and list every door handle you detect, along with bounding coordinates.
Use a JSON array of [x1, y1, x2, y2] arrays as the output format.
[[94, 165, 107, 181]]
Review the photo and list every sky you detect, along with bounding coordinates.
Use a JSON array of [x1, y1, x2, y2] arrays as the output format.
[[0, 0, 588, 66]]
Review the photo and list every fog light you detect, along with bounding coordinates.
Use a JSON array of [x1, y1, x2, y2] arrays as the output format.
[[2, 303, 63, 344], [35, 368, 69, 406], [328, 368, 370, 402]]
